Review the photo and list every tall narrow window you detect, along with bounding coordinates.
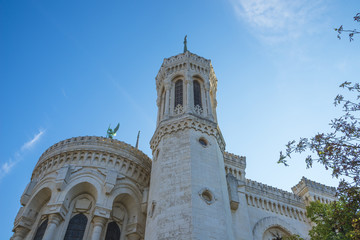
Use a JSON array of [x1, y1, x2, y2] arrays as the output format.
[[33, 219, 48, 240], [64, 213, 88, 240], [193, 81, 202, 108], [174, 80, 183, 108], [104, 221, 121, 240]]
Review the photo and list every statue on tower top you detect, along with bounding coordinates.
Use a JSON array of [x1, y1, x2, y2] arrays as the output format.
[[184, 35, 188, 53], [106, 123, 120, 139]]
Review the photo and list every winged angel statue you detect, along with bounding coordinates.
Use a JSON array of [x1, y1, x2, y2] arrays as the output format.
[[106, 123, 120, 139]]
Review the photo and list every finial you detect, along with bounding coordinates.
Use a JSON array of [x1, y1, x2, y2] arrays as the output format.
[[106, 123, 120, 139], [135, 131, 141, 149], [183, 35, 187, 53]]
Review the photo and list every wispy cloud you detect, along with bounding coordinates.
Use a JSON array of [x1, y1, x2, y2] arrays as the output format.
[[21, 130, 45, 151], [61, 88, 68, 99], [230, 0, 325, 42], [0, 129, 45, 180]]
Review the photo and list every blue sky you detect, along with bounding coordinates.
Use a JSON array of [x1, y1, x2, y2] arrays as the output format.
[[1, 0, 359, 238]]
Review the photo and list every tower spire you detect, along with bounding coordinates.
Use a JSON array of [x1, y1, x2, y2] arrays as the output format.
[[135, 130, 140, 149], [183, 35, 188, 53]]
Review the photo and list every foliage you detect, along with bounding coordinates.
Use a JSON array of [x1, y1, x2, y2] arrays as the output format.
[[278, 82, 360, 239], [284, 234, 305, 240], [306, 188, 360, 240], [335, 13, 360, 41], [279, 82, 360, 187]]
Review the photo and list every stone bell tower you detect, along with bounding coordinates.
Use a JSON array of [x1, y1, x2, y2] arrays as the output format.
[[145, 48, 234, 239]]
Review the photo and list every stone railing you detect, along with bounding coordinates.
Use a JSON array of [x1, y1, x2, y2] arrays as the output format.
[[32, 136, 152, 186]]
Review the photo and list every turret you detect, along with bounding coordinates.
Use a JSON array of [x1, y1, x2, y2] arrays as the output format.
[[145, 48, 233, 240]]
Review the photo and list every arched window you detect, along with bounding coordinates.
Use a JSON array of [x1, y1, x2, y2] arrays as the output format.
[[33, 219, 48, 240], [64, 213, 88, 240], [104, 221, 121, 240], [174, 80, 183, 108], [193, 80, 202, 108]]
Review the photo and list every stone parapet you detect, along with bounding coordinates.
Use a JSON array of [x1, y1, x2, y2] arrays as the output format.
[[245, 179, 308, 224], [31, 136, 152, 186], [246, 179, 304, 206], [224, 152, 246, 181], [292, 177, 337, 198], [224, 152, 246, 169]]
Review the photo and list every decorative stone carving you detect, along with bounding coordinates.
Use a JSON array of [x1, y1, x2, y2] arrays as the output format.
[[112, 205, 126, 222], [198, 188, 216, 205], [75, 198, 92, 212], [174, 104, 184, 115], [104, 170, 118, 194], [150, 115, 226, 152], [194, 104, 203, 115], [55, 165, 71, 191], [93, 206, 111, 219]]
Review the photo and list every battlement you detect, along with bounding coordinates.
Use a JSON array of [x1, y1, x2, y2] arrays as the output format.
[[246, 179, 303, 205], [224, 152, 246, 169], [292, 177, 337, 198]]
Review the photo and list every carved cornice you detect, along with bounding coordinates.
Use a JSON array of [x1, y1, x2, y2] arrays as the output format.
[[150, 115, 225, 152]]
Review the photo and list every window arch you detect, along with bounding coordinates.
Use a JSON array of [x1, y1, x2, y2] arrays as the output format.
[[33, 219, 48, 240], [104, 221, 121, 240], [174, 80, 183, 108], [64, 213, 88, 240], [193, 80, 202, 108]]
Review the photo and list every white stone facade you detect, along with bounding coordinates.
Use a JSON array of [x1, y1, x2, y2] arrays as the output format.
[[12, 51, 337, 240]]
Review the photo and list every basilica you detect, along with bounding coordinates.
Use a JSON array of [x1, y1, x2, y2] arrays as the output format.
[[11, 50, 336, 240]]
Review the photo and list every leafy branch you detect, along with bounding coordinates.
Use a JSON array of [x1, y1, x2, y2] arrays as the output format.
[[335, 13, 360, 41]]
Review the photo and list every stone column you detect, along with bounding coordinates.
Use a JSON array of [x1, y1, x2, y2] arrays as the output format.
[[164, 85, 170, 118], [205, 85, 213, 120], [185, 79, 192, 114], [90, 216, 107, 240], [42, 213, 62, 240], [12, 226, 30, 240]]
